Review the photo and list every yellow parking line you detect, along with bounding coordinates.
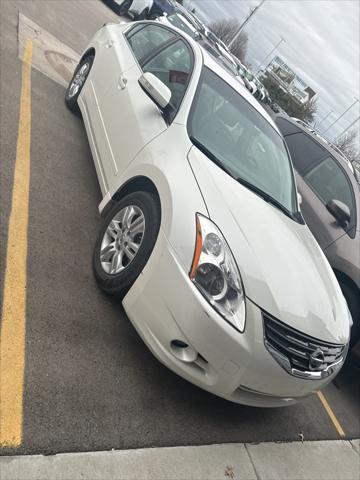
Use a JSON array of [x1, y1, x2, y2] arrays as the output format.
[[0, 39, 33, 447], [317, 390, 345, 438]]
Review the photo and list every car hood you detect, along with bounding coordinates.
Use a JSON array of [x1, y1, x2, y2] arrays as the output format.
[[188, 146, 350, 344]]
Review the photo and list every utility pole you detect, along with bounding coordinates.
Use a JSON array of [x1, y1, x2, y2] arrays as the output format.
[[228, 0, 265, 49], [256, 37, 285, 74], [314, 109, 333, 129], [322, 98, 359, 135], [335, 115, 360, 140]]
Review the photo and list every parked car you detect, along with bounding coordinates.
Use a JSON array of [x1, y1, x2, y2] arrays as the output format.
[[237, 64, 257, 95], [158, 10, 200, 39], [158, 12, 245, 86], [65, 21, 350, 406], [253, 78, 266, 102], [276, 116, 359, 345], [105, 0, 175, 20], [271, 102, 281, 113], [271, 103, 288, 116]]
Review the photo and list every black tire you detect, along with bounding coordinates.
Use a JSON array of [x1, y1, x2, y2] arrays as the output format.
[[93, 191, 161, 297], [148, 10, 162, 20], [117, 0, 132, 15], [65, 55, 94, 114], [341, 282, 360, 345]]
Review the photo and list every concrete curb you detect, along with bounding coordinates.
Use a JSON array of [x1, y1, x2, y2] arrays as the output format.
[[1, 439, 359, 480]]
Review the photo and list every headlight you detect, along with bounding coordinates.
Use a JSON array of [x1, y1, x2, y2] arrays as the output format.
[[189, 214, 246, 332]]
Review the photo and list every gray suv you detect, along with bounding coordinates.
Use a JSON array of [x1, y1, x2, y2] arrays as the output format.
[[276, 117, 360, 345]]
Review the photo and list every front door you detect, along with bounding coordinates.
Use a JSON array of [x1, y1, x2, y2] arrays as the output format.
[[97, 23, 194, 193]]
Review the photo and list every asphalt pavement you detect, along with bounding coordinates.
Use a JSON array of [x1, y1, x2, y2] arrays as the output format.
[[0, 0, 359, 457]]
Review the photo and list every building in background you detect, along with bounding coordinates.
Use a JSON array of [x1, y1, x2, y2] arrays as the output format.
[[265, 56, 316, 105]]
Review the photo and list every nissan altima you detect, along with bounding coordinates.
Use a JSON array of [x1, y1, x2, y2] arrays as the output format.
[[65, 21, 351, 406]]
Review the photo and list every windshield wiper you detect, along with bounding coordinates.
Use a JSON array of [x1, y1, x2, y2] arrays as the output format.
[[190, 137, 235, 178], [190, 137, 297, 221], [237, 177, 295, 219]]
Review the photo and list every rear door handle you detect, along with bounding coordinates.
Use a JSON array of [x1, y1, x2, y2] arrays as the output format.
[[117, 75, 128, 90]]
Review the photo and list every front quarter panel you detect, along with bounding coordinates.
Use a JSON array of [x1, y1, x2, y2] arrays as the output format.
[[109, 123, 208, 270]]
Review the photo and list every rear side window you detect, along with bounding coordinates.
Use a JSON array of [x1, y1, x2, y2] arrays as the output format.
[[304, 155, 355, 223], [126, 24, 176, 64], [142, 39, 193, 121], [283, 132, 326, 174]]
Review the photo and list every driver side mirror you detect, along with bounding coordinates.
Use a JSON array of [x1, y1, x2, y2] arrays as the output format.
[[138, 72, 171, 110], [326, 199, 350, 227]]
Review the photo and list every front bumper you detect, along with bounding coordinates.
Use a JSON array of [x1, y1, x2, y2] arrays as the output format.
[[123, 230, 337, 407]]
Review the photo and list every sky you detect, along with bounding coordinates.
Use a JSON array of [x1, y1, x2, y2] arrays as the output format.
[[184, 0, 360, 142]]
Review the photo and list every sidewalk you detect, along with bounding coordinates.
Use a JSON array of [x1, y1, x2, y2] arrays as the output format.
[[1, 439, 359, 480]]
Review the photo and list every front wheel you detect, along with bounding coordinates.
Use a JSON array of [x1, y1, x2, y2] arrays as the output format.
[[93, 191, 161, 297]]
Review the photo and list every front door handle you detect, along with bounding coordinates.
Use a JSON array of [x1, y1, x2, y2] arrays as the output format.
[[118, 75, 128, 90]]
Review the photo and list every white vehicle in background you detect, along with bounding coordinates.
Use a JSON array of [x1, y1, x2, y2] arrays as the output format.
[[118, 0, 154, 19], [237, 63, 258, 95], [64, 21, 350, 407], [254, 79, 266, 102], [110, 0, 175, 20], [157, 11, 200, 39]]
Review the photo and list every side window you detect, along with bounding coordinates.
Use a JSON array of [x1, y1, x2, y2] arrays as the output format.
[[142, 39, 193, 121], [284, 132, 326, 174], [304, 155, 355, 222], [126, 25, 176, 64]]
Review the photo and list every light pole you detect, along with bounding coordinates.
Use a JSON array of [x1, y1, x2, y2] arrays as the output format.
[[335, 115, 360, 141], [256, 37, 285, 74], [228, 0, 265, 49], [314, 109, 333, 129], [322, 98, 359, 135]]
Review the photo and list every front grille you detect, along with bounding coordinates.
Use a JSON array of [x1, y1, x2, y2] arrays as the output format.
[[263, 313, 347, 379]]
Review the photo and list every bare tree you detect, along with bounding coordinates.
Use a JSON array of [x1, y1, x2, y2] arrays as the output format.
[[334, 128, 360, 163], [302, 97, 318, 124], [209, 19, 248, 63]]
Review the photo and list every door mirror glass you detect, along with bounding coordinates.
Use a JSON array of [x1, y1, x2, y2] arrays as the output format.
[[326, 199, 351, 226], [138, 72, 171, 109]]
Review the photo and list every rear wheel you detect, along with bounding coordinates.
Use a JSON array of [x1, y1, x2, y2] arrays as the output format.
[[65, 55, 94, 113], [93, 191, 161, 297]]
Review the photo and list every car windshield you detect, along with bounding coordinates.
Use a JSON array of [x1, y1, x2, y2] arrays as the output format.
[[188, 68, 298, 217]]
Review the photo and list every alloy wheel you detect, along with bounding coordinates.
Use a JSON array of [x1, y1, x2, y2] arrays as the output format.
[[68, 62, 90, 98], [100, 205, 145, 275]]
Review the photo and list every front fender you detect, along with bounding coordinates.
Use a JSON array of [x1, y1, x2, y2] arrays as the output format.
[[106, 124, 208, 271]]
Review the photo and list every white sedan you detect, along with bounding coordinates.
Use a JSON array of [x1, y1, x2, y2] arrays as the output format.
[[65, 21, 350, 406]]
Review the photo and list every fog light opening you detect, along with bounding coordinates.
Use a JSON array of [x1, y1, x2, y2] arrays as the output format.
[[170, 339, 198, 363]]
